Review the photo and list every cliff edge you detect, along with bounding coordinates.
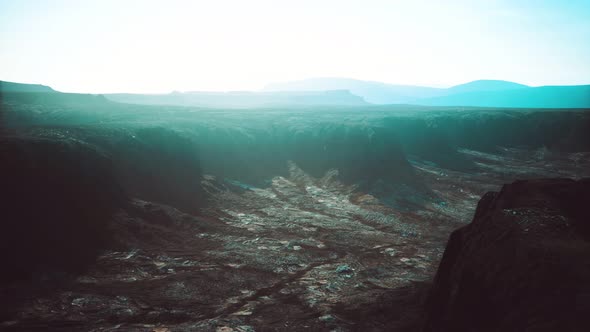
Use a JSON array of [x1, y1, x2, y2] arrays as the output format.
[[424, 178, 590, 331]]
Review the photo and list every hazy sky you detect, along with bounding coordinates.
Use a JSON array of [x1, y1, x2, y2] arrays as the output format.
[[1, 0, 589, 93]]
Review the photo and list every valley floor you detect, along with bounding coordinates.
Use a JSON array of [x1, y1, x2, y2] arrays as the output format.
[[2, 148, 589, 332]]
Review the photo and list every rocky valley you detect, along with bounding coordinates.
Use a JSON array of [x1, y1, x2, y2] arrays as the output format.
[[1, 87, 589, 331]]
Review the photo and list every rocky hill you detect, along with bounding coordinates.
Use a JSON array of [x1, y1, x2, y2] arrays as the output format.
[[424, 178, 590, 331]]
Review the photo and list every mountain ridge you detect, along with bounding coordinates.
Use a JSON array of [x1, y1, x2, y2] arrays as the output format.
[[265, 78, 590, 108], [3, 79, 589, 108], [418, 84, 590, 108], [446, 79, 529, 94], [0, 80, 55, 93], [105, 89, 369, 108]]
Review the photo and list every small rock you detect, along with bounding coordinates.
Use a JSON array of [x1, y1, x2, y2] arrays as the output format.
[[336, 264, 353, 274], [236, 326, 255, 332], [217, 327, 234, 332], [384, 248, 396, 256], [71, 298, 86, 307], [233, 310, 253, 316]]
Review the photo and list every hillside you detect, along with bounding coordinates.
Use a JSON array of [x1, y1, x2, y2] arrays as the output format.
[[419, 85, 590, 108], [445, 79, 528, 94], [0, 80, 55, 93]]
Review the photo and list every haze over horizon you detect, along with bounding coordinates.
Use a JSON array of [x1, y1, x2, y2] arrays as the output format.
[[1, 0, 589, 94]]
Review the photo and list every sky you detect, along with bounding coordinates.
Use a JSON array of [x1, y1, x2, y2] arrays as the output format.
[[1, 0, 589, 93]]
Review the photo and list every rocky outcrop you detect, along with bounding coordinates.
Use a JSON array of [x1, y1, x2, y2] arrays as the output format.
[[0, 126, 207, 282], [424, 178, 590, 331], [0, 136, 126, 282]]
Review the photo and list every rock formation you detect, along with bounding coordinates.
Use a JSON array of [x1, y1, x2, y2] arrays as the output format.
[[424, 178, 590, 331]]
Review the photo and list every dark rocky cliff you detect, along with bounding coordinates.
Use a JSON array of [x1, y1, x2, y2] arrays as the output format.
[[424, 178, 590, 331], [0, 136, 126, 282]]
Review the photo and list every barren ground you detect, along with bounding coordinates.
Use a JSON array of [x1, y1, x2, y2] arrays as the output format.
[[2, 148, 589, 332]]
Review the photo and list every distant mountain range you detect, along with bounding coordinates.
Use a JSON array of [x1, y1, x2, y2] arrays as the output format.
[[0, 81, 368, 108], [265, 78, 590, 108], [105, 90, 368, 108], [266, 77, 444, 104], [2, 79, 589, 108]]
